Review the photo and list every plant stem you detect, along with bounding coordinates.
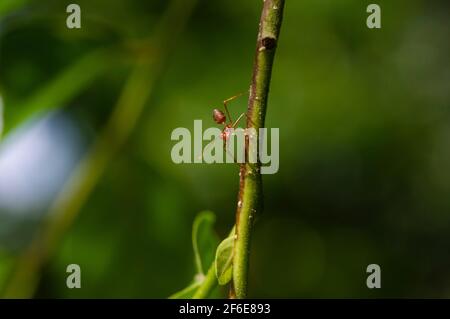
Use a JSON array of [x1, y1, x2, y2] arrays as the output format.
[[232, 0, 285, 299], [192, 264, 217, 299]]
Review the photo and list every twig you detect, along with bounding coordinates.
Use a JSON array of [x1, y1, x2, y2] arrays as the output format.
[[232, 0, 285, 299]]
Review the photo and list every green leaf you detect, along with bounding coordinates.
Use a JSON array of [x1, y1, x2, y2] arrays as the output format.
[[170, 211, 220, 299], [192, 211, 218, 275], [168, 281, 201, 299], [215, 236, 235, 286]]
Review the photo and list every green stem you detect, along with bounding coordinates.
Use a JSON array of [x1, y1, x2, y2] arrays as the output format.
[[232, 0, 285, 299], [192, 265, 217, 299]]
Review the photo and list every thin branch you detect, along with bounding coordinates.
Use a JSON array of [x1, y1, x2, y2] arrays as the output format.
[[232, 0, 285, 299]]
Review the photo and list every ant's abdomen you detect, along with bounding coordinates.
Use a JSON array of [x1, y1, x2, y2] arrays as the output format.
[[213, 109, 226, 124]]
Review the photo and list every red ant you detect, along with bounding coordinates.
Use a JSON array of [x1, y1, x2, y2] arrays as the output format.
[[212, 92, 253, 142], [208, 92, 256, 163]]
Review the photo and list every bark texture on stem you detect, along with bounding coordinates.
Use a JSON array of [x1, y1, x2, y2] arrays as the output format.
[[232, 0, 285, 299]]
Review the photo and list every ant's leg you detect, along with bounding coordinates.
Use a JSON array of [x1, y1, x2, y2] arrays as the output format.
[[223, 92, 246, 124], [232, 113, 246, 128], [223, 92, 246, 105], [232, 113, 258, 163], [232, 112, 257, 128]]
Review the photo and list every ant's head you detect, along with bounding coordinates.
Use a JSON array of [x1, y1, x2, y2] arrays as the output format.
[[213, 109, 226, 124]]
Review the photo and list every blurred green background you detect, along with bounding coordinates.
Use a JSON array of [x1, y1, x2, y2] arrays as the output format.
[[0, 0, 449, 298]]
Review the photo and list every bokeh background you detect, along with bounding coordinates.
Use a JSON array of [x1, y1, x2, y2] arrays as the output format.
[[0, 0, 449, 298]]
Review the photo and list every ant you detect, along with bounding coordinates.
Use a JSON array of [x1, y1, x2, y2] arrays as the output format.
[[212, 92, 249, 143], [208, 92, 256, 163]]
